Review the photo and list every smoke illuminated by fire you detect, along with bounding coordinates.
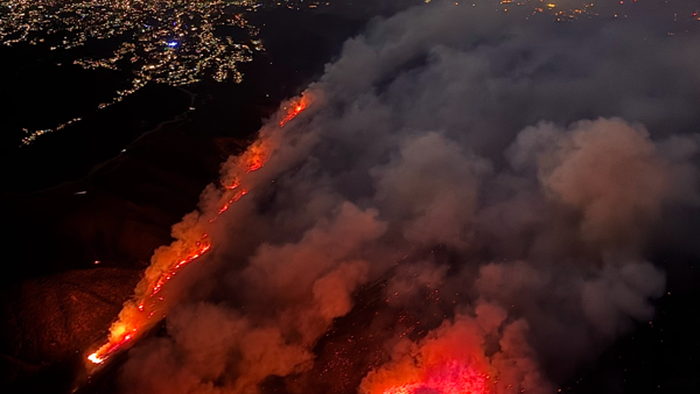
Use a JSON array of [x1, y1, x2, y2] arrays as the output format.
[[360, 307, 542, 394], [378, 361, 492, 394], [279, 98, 309, 128], [87, 95, 311, 365], [81, 3, 700, 394]]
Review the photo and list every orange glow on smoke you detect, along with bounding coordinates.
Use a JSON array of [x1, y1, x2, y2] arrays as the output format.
[[87, 94, 310, 366], [378, 361, 493, 394], [245, 143, 266, 173], [224, 177, 240, 190], [216, 189, 249, 216], [279, 96, 309, 128], [363, 317, 496, 394], [149, 238, 211, 297], [87, 327, 136, 364], [87, 238, 212, 364]]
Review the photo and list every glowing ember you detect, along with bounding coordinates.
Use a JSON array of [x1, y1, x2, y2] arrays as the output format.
[[150, 239, 211, 296], [87, 353, 104, 364], [87, 325, 137, 365], [246, 145, 266, 173], [362, 316, 500, 394], [381, 361, 492, 394], [279, 97, 309, 128], [87, 228, 215, 364], [224, 178, 240, 190], [86, 95, 310, 366], [217, 189, 249, 215]]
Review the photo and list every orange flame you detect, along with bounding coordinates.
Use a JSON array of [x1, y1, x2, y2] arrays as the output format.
[[246, 144, 266, 173], [150, 239, 211, 297], [378, 361, 493, 394], [362, 317, 497, 394], [217, 189, 249, 215], [224, 177, 240, 190], [279, 96, 309, 128], [87, 238, 212, 364], [87, 94, 311, 366]]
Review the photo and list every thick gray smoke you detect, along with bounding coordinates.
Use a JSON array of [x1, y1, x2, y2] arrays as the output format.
[[119, 2, 700, 393]]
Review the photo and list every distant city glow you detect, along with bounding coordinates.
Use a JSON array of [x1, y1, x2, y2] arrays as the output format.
[[2, 0, 696, 147], [0, 0, 279, 146]]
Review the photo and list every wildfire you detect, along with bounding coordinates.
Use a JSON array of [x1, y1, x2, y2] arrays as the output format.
[[86, 238, 212, 365], [224, 178, 240, 190], [362, 316, 498, 394], [246, 143, 266, 173], [216, 189, 249, 215], [380, 361, 493, 394], [149, 238, 211, 297], [279, 96, 309, 128], [86, 94, 310, 366], [87, 332, 134, 364]]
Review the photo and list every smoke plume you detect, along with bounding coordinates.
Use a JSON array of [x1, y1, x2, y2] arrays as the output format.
[[117, 1, 700, 393]]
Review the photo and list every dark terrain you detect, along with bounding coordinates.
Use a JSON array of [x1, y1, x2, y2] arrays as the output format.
[[0, 7, 365, 393]]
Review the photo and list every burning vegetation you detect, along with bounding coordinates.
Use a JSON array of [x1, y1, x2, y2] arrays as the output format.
[[87, 94, 312, 366], [80, 2, 700, 394]]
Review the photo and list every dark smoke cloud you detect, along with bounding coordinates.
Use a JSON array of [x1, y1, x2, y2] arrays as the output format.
[[119, 1, 700, 393]]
